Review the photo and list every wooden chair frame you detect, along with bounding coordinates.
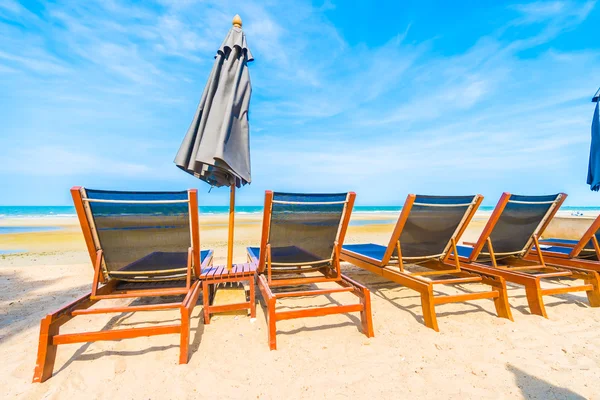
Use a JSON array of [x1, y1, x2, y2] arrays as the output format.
[[341, 194, 513, 332], [248, 191, 374, 350], [524, 214, 600, 272], [456, 192, 600, 318], [32, 187, 214, 383]]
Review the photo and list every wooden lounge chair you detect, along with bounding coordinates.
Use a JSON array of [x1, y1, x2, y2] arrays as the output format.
[[32, 187, 214, 383], [454, 193, 600, 318], [246, 191, 374, 350], [523, 214, 600, 272], [341, 194, 513, 332]]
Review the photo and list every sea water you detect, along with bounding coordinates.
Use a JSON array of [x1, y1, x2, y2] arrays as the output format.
[[1, 205, 599, 255], [1, 205, 600, 219]]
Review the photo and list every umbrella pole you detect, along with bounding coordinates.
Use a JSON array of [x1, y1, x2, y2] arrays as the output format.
[[227, 185, 235, 270]]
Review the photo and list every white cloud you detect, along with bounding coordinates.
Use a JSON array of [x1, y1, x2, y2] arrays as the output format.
[[0, 50, 70, 75], [0, 146, 160, 177], [513, 1, 595, 24], [513, 1, 568, 21]]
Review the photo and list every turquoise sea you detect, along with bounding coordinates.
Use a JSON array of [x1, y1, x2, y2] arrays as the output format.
[[1, 205, 599, 255], [1, 205, 600, 218]]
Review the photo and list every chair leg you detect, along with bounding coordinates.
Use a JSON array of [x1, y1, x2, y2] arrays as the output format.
[[202, 280, 211, 324], [492, 281, 514, 321], [524, 279, 547, 318], [420, 287, 439, 332], [179, 306, 190, 364], [359, 286, 374, 338], [584, 272, 600, 307], [249, 276, 256, 318], [32, 315, 59, 383], [267, 297, 277, 350]]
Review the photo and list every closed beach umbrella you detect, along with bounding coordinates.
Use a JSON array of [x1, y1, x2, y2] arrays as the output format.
[[175, 15, 253, 268], [587, 86, 600, 191]]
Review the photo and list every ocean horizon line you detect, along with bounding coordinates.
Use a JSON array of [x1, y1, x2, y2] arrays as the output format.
[[1, 205, 600, 218]]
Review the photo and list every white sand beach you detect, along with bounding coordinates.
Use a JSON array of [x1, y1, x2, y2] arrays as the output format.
[[3, 0, 600, 398], [1, 213, 600, 399]]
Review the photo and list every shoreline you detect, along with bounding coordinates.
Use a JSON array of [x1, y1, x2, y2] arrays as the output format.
[[0, 209, 598, 226], [0, 212, 597, 257]]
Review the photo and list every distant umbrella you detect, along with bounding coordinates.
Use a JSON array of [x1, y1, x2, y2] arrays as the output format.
[[587, 86, 600, 191], [175, 14, 253, 268]]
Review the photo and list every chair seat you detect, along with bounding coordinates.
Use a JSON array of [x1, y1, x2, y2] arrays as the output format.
[[343, 243, 445, 262], [537, 245, 596, 259], [540, 238, 580, 246], [115, 279, 189, 291], [247, 246, 260, 262], [110, 250, 211, 279], [247, 245, 330, 265], [537, 245, 573, 255], [342, 243, 387, 262], [455, 245, 474, 259]]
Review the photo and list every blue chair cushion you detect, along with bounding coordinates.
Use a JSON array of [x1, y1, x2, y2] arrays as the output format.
[[342, 243, 387, 262], [535, 245, 572, 255], [201, 249, 210, 262], [539, 238, 579, 246], [245, 246, 326, 265], [455, 245, 474, 259], [247, 246, 260, 261]]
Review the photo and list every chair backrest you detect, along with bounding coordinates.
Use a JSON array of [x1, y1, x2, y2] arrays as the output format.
[[382, 194, 482, 263], [257, 191, 355, 272], [569, 214, 600, 257], [71, 187, 200, 280], [469, 193, 565, 261]]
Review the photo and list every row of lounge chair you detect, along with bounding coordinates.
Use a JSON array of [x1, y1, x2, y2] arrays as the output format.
[[32, 188, 600, 382]]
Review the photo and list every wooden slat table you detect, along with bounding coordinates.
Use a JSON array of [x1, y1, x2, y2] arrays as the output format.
[[200, 263, 257, 323]]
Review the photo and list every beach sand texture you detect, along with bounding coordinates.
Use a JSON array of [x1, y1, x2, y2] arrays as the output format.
[[1, 212, 600, 399]]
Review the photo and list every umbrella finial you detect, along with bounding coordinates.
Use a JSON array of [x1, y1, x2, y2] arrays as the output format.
[[232, 14, 242, 28]]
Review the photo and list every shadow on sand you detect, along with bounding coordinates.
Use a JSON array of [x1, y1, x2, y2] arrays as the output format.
[[507, 364, 585, 400]]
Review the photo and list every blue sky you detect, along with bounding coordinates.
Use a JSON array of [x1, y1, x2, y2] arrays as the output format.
[[0, 0, 599, 206]]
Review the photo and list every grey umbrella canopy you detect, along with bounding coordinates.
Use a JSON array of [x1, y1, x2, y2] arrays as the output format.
[[175, 15, 253, 270], [587, 86, 600, 191], [175, 15, 253, 188]]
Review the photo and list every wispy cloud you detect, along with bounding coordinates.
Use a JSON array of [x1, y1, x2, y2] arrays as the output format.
[[0, 145, 159, 177], [0, 50, 70, 74], [512, 0, 595, 24]]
